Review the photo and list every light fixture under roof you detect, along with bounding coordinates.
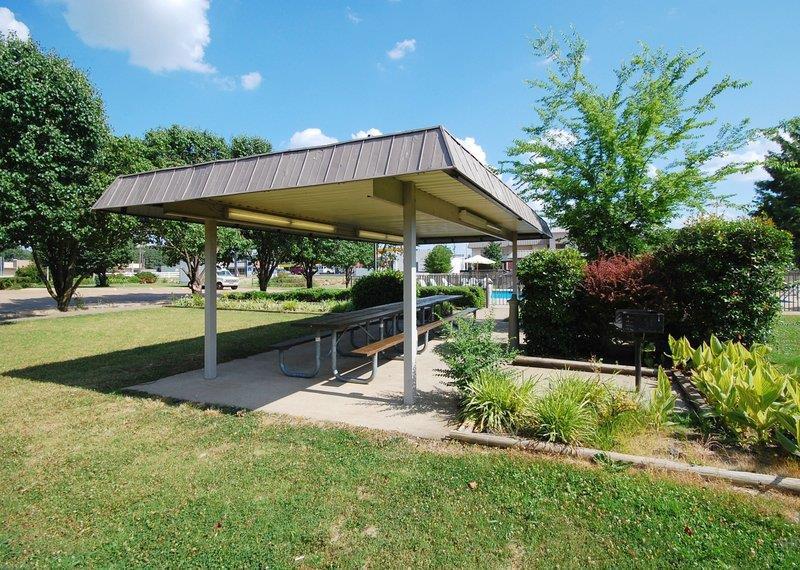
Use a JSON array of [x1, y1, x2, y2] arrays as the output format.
[[358, 230, 403, 243], [228, 208, 335, 233]]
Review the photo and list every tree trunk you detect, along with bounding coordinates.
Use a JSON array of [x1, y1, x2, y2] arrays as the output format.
[[32, 248, 85, 312], [95, 267, 109, 287], [345, 267, 353, 288], [303, 263, 316, 288], [184, 254, 202, 294]]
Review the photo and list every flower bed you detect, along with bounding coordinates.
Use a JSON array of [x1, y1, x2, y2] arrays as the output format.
[[171, 293, 350, 314]]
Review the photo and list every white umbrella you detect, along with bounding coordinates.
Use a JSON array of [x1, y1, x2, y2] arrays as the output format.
[[463, 254, 496, 266]]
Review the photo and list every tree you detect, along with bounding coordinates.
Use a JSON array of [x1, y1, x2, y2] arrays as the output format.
[[754, 117, 800, 266], [505, 32, 753, 259], [90, 135, 153, 286], [0, 37, 126, 310], [484, 242, 503, 268], [143, 125, 230, 168], [288, 237, 338, 288], [424, 245, 453, 273], [242, 230, 293, 290], [329, 240, 374, 287], [377, 243, 401, 269], [231, 135, 272, 158], [217, 228, 252, 275], [156, 221, 206, 292]]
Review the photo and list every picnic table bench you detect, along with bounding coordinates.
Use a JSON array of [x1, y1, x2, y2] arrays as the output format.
[[271, 295, 473, 382]]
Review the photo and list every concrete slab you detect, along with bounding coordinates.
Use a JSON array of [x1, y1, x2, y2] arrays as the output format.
[[127, 334, 461, 439], [127, 307, 656, 439]]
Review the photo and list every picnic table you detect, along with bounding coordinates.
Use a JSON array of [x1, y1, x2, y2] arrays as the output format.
[[275, 294, 462, 381]]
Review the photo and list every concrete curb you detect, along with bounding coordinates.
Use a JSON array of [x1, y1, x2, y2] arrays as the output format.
[[513, 355, 657, 377], [449, 430, 800, 495]]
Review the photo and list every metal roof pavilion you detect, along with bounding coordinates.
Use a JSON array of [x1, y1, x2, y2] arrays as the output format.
[[93, 126, 545, 404], [93, 126, 550, 244]]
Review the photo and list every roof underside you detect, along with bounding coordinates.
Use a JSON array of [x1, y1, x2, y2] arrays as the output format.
[[93, 126, 551, 244]]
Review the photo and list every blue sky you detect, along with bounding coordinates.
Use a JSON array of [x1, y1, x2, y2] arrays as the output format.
[[3, 0, 799, 216]]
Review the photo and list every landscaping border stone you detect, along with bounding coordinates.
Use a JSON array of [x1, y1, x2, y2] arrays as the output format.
[[449, 430, 800, 495], [513, 355, 657, 377]]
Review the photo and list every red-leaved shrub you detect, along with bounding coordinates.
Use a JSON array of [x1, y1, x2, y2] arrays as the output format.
[[578, 254, 668, 353]]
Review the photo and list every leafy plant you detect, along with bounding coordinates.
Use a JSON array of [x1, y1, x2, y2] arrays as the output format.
[[437, 317, 516, 390], [460, 369, 536, 433], [649, 368, 677, 427], [667, 335, 800, 454], [351, 269, 403, 309]]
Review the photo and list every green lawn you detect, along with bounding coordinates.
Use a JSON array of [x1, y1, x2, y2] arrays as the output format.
[[0, 308, 798, 567], [771, 314, 800, 370]]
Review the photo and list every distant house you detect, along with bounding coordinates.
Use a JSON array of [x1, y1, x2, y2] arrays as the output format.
[[467, 230, 569, 271]]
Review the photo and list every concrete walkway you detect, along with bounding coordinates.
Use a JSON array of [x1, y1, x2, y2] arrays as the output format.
[[127, 308, 655, 439]]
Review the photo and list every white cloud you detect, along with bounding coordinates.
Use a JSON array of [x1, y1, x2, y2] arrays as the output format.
[[58, 0, 214, 73], [346, 7, 362, 24], [456, 136, 487, 164], [240, 71, 262, 90], [702, 137, 780, 182], [0, 7, 30, 40], [351, 128, 383, 139], [387, 38, 416, 60], [288, 128, 338, 149]]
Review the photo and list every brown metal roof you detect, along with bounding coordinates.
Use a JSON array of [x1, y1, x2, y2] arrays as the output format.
[[93, 126, 551, 243]]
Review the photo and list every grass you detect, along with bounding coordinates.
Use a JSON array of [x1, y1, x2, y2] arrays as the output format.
[[0, 308, 798, 566], [770, 314, 800, 371]]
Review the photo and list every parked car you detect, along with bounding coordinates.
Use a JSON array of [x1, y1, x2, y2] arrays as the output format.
[[200, 267, 240, 290]]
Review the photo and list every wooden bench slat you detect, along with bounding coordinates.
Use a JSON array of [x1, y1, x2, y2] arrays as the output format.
[[351, 307, 477, 356]]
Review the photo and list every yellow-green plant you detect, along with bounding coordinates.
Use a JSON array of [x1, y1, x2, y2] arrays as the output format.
[[649, 367, 677, 427], [667, 335, 799, 454]]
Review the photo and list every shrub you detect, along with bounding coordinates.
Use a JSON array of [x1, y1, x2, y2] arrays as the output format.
[[460, 369, 536, 433], [424, 245, 453, 273], [419, 285, 485, 309], [0, 277, 24, 290], [351, 270, 403, 308], [14, 264, 42, 284], [655, 217, 793, 345], [517, 249, 586, 357], [136, 271, 157, 284], [578, 254, 667, 354], [437, 317, 516, 390], [225, 288, 350, 303]]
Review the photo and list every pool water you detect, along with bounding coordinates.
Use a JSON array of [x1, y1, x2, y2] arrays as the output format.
[[491, 289, 512, 301]]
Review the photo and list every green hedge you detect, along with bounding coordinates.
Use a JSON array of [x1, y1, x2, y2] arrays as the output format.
[[419, 285, 485, 309], [517, 217, 794, 357], [351, 270, 485, 310], [351, 270, 403, 308], [654, 217, 793, 345], [225, 287, 350, 303], [517, 249, 587, 357]]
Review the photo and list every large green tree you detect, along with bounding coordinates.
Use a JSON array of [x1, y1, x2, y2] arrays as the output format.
[[217, 227, 253, 275], [288, 237, 338, 288], [329, 240, 374, 287], [143, 125, 230, 168], [89, 135, 153, 286], [754, 117, 800, 266], [230, 135, 272, 158], [0, 38, 131, 310], [506, 32, 753, 258], [424, 245, 453, 273], [242, 230, 294, 290]]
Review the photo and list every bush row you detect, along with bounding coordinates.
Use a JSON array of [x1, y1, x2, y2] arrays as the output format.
[[225, 287, 351, 303], [518, 217, 794, 358], [350, 270, 486, 309]]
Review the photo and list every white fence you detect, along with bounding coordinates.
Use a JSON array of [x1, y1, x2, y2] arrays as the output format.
[[417, 271, 514, 306]]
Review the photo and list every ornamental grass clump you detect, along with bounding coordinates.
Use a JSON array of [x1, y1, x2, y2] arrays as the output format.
[[460, 369, 536, 433], [668, 335, 800, 455]]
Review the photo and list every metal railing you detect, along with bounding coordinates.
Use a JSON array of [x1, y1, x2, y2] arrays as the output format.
[[782, 270, 800, 312]]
